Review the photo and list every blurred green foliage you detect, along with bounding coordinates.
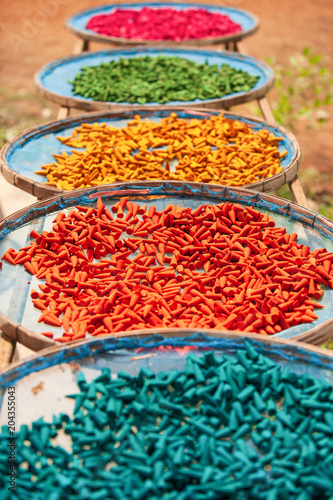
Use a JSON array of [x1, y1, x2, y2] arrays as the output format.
[[267, 47, 333, 128]]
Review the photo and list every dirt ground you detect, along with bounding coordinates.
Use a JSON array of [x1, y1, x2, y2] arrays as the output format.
[[0, 0, 332, 214]]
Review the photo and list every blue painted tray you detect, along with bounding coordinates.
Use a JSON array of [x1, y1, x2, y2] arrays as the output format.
[[65, 3, 259, 47], [35, 48, 274, 112], [0, 332, 332, 436], [1, 332, 332, 497], [0, 181, 332, 350], [0, 109, 300, 200]]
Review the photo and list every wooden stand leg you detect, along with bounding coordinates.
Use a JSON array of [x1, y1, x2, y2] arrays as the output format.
[[0, 333, 15, 370], [57, 106, 70, 119], [228, 41, 238, 52], [257, 97, 275, 123], [73, 38, 89, 55], [289, 176, 311, 209]]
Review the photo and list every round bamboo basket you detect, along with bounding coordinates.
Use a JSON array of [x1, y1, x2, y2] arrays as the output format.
[[34, 48, 274, 112], [0, 108, 300, 200], [0, 331, 332, 424], [2, 331, 332, 498], [0, 181, 332, 350], [65, 2, 259, 48]]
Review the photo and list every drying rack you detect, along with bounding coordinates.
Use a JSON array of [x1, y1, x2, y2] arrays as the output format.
[[0, 38, 312, 369]]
